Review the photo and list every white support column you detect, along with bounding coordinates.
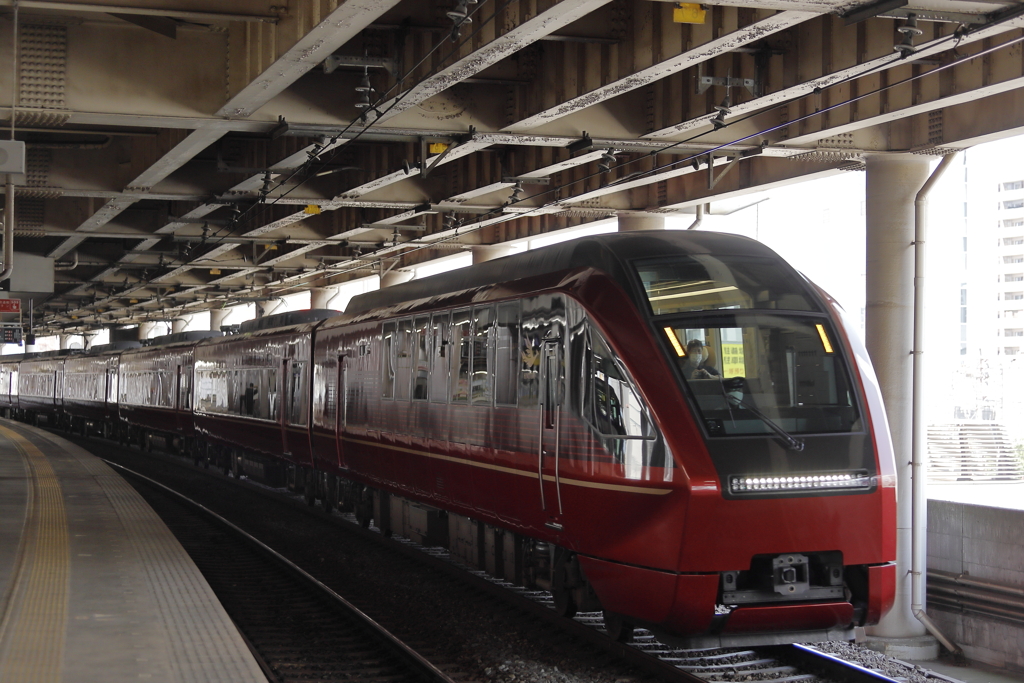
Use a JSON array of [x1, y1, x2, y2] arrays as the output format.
[[472, 245, 514, 264], [209, 308, 230, 332], [617, 213, 665, 232], [137, 321, 158, 340], [310, 287, 334, 310], [863, 154, 938, 658], [171, 317, 188, 334], [257, 300, 281, 319], [380, 270, 414, 288], [59, 334, 72, 350]]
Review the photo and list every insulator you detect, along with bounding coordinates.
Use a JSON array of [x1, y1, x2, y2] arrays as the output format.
[[894, 31, 917, 56], [354, 90, 371, 110], [598, 150, 616, 173], [714, 95, 732, 116], [897, 13, 923, 36], [711, 109, 728, 131], [447, 0, 472, 23], [509, 182, 524, 203], [355, 69, 372, 93]]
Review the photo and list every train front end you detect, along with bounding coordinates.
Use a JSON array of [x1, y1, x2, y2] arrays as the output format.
[[590, 235, 897, 647]]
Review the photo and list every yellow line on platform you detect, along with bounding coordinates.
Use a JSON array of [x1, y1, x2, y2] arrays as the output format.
[[0, 424, 69, 683]]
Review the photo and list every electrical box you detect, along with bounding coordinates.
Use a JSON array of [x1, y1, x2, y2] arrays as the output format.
[[0, 253, 55, 293], [0, 141, 26, 184], [673, 3, 707, 24]]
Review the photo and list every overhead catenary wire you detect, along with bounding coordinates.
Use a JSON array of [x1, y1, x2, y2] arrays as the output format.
[[45, 12, 1023, 328]]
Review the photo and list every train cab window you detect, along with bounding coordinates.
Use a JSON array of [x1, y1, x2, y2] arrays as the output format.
[[495, 302, 520, 406], [382, 321, 396, 399], [664, 314, 861, 436], [289, 362, 308, 425], [472, 306, 495, 406], [429, 312, 449, 403], [413, 316, 430, 401], [450, 308, 472, 404], [395, 318, 414, 401], [634, 255, 818, 315]]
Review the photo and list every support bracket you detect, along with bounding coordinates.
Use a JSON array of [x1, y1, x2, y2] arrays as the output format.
[[707, 154, 742, 189]]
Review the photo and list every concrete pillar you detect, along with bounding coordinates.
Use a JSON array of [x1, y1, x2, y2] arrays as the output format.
[[863, 155, 933, 647], [171, 317, 187, 334], [59, 334, 72, 350], [310, 287, 334, 310], [472, 245, 513, 264], [137, 321, 158, 340], [256, 300, 281, 319], [617, 213, 665, 232], [380, 270, 414, 288], [209, 308, 230, 332]]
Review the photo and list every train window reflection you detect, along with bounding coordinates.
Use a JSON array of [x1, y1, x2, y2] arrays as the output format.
[[413, 316, 429, 401], [665, 314, 862, 436], [381, 321, 396, 399], [450, 308, 472, 404], [429, 312, 449, 403], [472, 306, 495, 406], [495, 302, 519, 406], [289, 361, 307, 425], [635, 255, 817, 316], [395, 318, 413, 401]]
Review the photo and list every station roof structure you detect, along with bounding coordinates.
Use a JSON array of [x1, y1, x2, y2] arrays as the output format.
[[1, 0, 1023, 335]]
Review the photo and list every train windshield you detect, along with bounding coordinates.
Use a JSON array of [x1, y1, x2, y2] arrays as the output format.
[[661, 313, 862, 436], [634, 255, 819, 315]]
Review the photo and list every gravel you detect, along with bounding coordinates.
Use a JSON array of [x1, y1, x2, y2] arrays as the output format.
[[812, 641, 965, 683]]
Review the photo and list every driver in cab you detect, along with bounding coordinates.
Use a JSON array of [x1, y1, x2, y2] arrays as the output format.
[[682, 340, 719, 379]]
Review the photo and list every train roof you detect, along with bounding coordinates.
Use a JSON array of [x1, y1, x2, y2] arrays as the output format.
[[236, 309, 340, 334], [91, 341, 142, 352], [140, 330, 223, 347], [345, 230, 779, 315]]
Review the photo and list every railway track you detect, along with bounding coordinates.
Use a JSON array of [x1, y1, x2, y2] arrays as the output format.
[[62, 429, 928, 683], [108, 461, 460, 683]]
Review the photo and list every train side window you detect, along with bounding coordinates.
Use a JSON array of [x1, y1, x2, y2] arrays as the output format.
[[395, 318, 414, 401], [266, 367, 279, 420], [381, 321, 396, 399], [450, 308, 472, 404], [289, 362, 308, 425], [495, 302, 520, 406], [429, 311, 449, 403], [413, 316, 430, 401], [472, 305, 495, 406]]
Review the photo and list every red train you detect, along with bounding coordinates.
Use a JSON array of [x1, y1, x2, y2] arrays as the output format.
[[0, 231, 896, 647]]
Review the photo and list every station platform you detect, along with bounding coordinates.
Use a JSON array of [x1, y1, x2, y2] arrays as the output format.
[[0, 419, 266, 682]]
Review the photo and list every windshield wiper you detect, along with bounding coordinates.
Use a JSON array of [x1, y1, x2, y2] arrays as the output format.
[[721, 380, 805, 451]]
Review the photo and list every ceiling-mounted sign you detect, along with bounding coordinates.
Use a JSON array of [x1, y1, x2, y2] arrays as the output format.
[[0, 298, 21, 313], [0, 325, 22, 344]]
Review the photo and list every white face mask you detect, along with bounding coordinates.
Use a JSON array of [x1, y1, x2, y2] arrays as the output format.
[[690, 350, 703, 363]]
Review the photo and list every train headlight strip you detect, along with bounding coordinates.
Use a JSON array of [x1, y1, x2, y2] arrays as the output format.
[[729, 471, 873, 493]]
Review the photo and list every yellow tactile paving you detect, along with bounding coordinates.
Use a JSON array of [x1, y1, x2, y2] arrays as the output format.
[[0, 421, 267, 683], [0, 424, 69, 683]]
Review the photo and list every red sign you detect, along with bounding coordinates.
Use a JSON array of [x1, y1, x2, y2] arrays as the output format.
[[0, 299, 20, 314]]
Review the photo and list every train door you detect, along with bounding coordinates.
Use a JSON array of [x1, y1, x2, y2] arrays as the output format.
[[536, 295, 566, 525]]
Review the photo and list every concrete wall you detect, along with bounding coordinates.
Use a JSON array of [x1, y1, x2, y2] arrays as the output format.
[[927, 500, 1024, 671]]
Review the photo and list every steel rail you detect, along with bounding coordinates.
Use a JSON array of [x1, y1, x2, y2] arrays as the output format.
[[101, 459, 458, 683], [70, 430, 912, 683]]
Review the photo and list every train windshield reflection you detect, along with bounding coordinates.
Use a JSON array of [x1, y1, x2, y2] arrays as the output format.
[[662, 313, 863, 436], [634, 255, 819, 315]]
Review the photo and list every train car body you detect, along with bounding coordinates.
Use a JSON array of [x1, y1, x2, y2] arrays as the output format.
[[310, 231, 896, 647], [117, 331, 220, 447], [17, 351, 72, 423], [192, 310, 336, 481], [62, 342, 138, 436], [0, 355, 22, 417]]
